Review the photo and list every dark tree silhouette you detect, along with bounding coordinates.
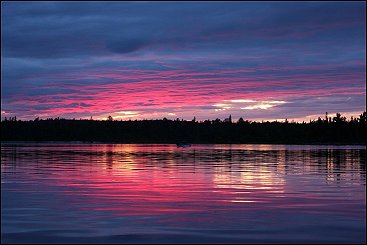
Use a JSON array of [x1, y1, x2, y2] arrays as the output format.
[[1, 112, 365, 144], [359, 112, 367, 124]]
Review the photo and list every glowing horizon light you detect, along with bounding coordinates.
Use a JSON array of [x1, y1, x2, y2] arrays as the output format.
[[213, 103, 230, 107], [266, 100, 287, 104], [240, 100, 287, 110], [108, 111, 140, 120], [229, 99, 256, 103], [116, 111, 139, 115], [241, 104, 274, 110], [213, 103, 232, 110]]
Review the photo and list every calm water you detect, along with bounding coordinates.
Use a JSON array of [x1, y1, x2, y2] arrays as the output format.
[[1, 143, 366, 244]]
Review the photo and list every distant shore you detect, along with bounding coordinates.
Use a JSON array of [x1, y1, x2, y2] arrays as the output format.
[[1, 114, 366, 145]]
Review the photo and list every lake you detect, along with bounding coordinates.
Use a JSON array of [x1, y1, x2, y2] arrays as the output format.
[[1, 143, 366, 244]]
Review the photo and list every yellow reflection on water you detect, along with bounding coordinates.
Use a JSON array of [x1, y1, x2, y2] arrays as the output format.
[[212, 163, 286, 203]]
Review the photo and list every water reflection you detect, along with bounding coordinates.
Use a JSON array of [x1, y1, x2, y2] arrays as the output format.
[[1, 144, 366, 243]]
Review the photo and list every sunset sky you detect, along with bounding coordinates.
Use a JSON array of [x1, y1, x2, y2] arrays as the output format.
[[1, 2, 366, 122]]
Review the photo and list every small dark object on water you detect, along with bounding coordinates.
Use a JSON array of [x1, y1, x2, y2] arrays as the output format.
[[176, 143, 192, 148]]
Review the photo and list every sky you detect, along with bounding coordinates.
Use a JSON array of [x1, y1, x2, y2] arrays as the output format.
[[1, 1, 366, 122]]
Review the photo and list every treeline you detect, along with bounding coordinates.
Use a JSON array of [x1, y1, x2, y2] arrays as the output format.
[[1, 112, 366, 144]]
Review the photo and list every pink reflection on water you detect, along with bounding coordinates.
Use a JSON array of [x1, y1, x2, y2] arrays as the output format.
[[1, 144, 365, 225]]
